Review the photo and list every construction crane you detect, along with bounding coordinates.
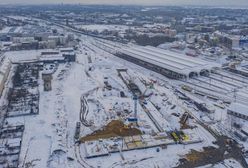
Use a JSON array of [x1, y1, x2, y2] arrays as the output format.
[[128, 94, 138, 123], [134, 94, 138, 120], [127, 81, 155, 122]]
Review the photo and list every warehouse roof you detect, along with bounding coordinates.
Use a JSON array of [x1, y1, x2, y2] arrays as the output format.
[[96, 39, 220, 77], [121, 45, 220, 77]]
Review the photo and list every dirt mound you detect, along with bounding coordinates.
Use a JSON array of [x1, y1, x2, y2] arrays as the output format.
[[80, 120, 142, 142], [177, 146, 222, 168]]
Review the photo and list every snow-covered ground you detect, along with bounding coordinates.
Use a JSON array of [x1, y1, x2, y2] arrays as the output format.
[[198, 158, 243, 168], [0, 29, 247, 168]]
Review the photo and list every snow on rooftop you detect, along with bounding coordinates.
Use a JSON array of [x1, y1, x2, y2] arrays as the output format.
[[60, 47, 74, 52], [97, 39, 220, 76], [3, 49, 68, 63], [75, 24, 129, 33], [5, 50, 40, 62], [228, 102, 248, 116], [40, 54, 64, 61]]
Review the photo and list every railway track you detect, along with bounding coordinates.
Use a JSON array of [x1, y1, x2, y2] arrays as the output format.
[[192, 77, 231, 92], [74, 144, 91, 168], [208, 75, 244, 88], [214, 70, 248, 84], [183, 80, 227, 95], [78, 144, 94, 168], [141, 102, 164, 132], [211, 73, 248, 86]]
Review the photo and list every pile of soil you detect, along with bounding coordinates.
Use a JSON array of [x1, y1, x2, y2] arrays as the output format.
[[80, 120, 142, 142]]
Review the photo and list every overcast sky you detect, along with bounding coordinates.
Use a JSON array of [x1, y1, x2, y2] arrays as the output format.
[[0, 0, 248, 7]]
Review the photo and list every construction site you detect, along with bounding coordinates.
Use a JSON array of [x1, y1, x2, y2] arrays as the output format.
[[7, 63, 39, 117], [0, 125, 24, 168], [0, 32, 247, 168], [0, 61, 40, 167]]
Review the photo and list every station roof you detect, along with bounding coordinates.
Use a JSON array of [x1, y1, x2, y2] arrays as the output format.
[[120, 45, 220, 76], [228, 102, 248, 117], [96, 39, 220, 77]]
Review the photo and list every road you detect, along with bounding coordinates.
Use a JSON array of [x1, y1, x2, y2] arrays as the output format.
[[175, 89, 248, 168], [80, 96, 91, 127]]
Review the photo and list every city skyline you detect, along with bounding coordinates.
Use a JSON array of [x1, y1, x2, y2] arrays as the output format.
[[0, 0, 248, 7], [1, 3, 248, 168]]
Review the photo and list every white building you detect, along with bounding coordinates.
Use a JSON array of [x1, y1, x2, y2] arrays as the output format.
[[214, 31, 240, 49], [12, 37, 35, 43]]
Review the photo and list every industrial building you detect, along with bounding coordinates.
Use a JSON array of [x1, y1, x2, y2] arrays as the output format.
[[40, 48, 76, 63], [96, 39, 220, 80], [214, 31, 240, 49]]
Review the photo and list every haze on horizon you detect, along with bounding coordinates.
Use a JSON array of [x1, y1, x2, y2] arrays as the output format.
[[0, 0, 248, 7]]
